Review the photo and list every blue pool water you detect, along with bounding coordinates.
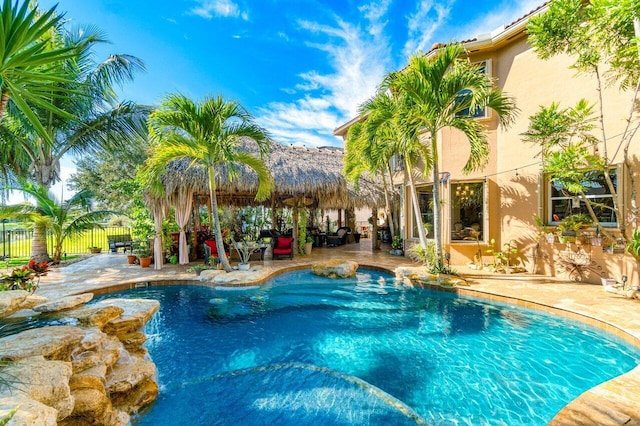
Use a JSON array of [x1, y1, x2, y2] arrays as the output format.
[[96, 270, 639, 425]]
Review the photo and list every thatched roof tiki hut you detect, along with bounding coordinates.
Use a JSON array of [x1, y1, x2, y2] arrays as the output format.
[[145, 139, 385, 269]]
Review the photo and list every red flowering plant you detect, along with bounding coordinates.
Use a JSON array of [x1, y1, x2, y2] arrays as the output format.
[[1, 260, 50, 293]]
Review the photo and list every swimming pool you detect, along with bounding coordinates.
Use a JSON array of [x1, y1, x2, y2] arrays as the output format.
[[97, 270, 640, 425]]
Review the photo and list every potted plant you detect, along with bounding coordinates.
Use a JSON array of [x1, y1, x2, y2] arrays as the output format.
[[137, 247, 152, 268], [126, 253, 138, 264], [558, 214, 592, 237], [89, 246, 102, 254], [233, 240, 253, 271], [390, 235, 404, 255], [304, 235, 313, 255]]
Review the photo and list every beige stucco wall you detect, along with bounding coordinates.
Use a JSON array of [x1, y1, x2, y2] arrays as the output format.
[[404, 32, 639, 284]]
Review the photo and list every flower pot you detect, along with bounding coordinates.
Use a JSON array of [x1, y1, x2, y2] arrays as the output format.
[[545, 235, 556, 244], [139, 256, 152, 268], [304, 242, 313, 255], [127, 255, 138, 265], [90, 247, 102, 254], [238, 262, 250, 271], [590, 237, 602, 246]]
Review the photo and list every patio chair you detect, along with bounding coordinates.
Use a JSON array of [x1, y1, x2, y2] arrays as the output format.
[[204, 240, 230, 264], [272, 236, 294, 260], [326, 227, 351, 247]]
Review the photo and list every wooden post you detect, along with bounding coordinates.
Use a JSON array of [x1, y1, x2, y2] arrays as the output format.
[[292, 205, 299, 256], [372, 206, 379, 251]]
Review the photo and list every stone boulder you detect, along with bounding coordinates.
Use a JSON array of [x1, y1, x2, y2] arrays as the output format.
[[59, 304, 125, 329], [312, 260, 358, 278], [0, 395, 58, 426], [3, 308, 41, 321], [19, 294, 48, 310], [199, 269, 226, 281], [70, 330, 122, 373], [33, 293, 94, 313], [111, 377, 158, 415], [0, 290, 29, 318], [106, 355, 156, 394], [0, 356, 74, 420], [67, 363, 130, 425], [0, 325, 86, 361], [204, 266, 272, 286], [395, 266, 468, 287], [96, 299, 160, 336]]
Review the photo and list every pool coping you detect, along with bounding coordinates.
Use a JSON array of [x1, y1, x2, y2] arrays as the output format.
[[66, 262, 640, 425]]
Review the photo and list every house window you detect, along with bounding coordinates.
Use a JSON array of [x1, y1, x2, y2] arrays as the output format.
[[451, 181, 484, 242], [412, 186, 434, 238], [454, 60, 491, 119], [548, 169, 618, 226], [390, 154, 405, 172]]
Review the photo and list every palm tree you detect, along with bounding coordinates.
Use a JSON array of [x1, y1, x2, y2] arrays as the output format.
[[0, 0, 80, 141], [142, 94, 273, 273], [1, 26, 148, 190], [346, 89, 433, 249], [1, 182, 116, 262], [388, 43, 517, 265], [0, 26, 148, 259], [345, 101, 399, 240]]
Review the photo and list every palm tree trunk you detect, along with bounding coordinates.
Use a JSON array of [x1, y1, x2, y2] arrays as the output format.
[[208, 167, 233, 272], [31, 223, 50, 262], [381, 169, 395, 238], [431, 137, 443, 267], [406, 157, 428, 249], [0, 92, 9, 123]]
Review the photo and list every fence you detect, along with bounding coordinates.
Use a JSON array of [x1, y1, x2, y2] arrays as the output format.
[[0, 226, 132, 259]]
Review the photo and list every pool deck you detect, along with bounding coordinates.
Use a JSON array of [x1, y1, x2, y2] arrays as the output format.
[[20, 240, 640, 425]]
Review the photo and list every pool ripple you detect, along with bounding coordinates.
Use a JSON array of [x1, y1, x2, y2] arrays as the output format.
[[137, 363, 426, 425]]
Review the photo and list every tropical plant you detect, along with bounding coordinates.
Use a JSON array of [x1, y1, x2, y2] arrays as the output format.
[[1, 182, 115, 262], [526, 0, 640, 242], [391, 235, 403, 250], [1, 259, 50, 292], [0, 24, 148, 196], [0, 0, 80, 141], [298, 208, 308, 255], [627, 228, 640, 259], [344, 114, 398, 238], [385, 43, 517, 265], [557, 214, 593, 235], [186, 263, 211, 273], [141, 94, 273, 273]]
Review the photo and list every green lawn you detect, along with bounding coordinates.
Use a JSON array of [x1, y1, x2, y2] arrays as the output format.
[[0, 226, 131, 258]]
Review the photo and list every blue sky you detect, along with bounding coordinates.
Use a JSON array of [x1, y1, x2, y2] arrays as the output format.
[[25, 0, 543, 203], [41, 0, 542, 148]]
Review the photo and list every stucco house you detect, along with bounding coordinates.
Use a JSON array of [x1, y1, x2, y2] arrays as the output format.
[[334, 3, 639, 284]]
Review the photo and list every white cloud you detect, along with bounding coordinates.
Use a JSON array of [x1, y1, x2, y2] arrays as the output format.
[[189, 0, 248, 20], [451, 0, 543, 41], [257, 6, 393, 147], [403, 0, 453, 58]]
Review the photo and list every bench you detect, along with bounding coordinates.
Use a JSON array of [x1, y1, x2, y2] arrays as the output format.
[[107, 234, 133, 253]]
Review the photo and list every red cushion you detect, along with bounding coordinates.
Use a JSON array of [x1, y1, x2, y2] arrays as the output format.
[[276, 237, 293, 250], [204, 240, 229, 256], [273, 248, 291, 255]]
